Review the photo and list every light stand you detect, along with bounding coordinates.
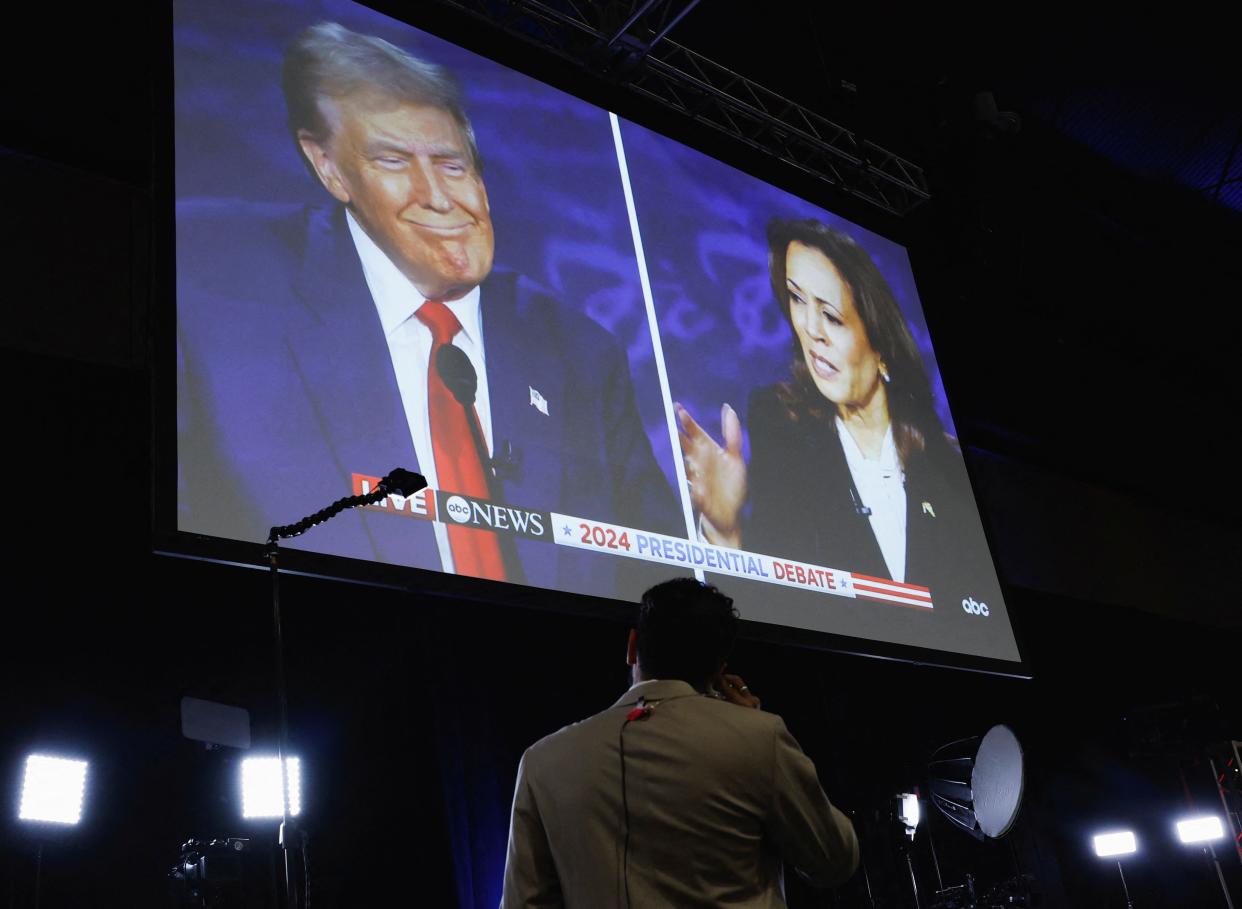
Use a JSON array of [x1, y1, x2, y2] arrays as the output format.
[[1205, 844, 1236, 909], [905, 849, 922, 909], [18, 753, 89, 908], [263, 468, 425, 909], [921, 726, 1027, 908], [1092, 832, 1138, 907], [926, 819, 945, 892], [895, 792, 923, 908], [1176, 815, 1236, 909], [1116, 861, 1134, 909]]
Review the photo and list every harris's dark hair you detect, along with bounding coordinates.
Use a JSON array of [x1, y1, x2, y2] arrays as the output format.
[[281, 22, 482, 172], [767, 218, 949, 468], [636, 579, 739, 686]]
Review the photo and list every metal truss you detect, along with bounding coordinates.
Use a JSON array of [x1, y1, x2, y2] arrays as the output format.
[[1209, 118, 1242, 203], [429, 0, 931, 217]]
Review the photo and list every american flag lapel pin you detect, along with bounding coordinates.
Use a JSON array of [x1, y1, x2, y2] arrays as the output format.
[[529, 386, 549, 416]]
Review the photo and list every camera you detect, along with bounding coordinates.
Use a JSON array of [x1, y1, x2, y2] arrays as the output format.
[[169, 837, 277, 909]]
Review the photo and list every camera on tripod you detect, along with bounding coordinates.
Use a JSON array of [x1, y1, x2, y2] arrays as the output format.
[[169, 837, 277, 909]]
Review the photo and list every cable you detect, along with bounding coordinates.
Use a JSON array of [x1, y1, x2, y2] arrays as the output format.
[[619, 707, 644, 909], [617, 693, 700, 908], [302, 830, 311, 909]]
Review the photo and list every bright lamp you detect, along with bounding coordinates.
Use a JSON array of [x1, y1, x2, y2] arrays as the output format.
[[897, 792, 921, 837], [19, 755, 88, 825], [241, 756, 301, 819], [1176, 815, 1226, 845], [1093, 830, 1138, 858]]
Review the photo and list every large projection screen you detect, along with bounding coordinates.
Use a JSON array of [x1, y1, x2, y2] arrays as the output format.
[[172, 0, 1022, 668]]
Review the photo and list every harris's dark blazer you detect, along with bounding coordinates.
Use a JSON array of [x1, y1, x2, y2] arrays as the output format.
[[743, 384, 997, 611], [176, 201, 683, 600]]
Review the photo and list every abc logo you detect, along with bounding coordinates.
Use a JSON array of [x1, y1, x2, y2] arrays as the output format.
[[445, 495, 472, 524], [961, 597, 990, 617]]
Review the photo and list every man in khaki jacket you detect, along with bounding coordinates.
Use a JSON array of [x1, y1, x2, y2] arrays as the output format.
[[501, 578, 859, 907]]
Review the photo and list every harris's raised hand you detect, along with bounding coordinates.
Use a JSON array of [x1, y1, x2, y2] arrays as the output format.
[[675, 402, 747, 549]]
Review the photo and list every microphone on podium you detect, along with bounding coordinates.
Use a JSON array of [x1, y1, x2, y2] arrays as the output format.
[[436, 343, 478, 408], [435, 345, 521, 484], [434, 344, 525, 583]]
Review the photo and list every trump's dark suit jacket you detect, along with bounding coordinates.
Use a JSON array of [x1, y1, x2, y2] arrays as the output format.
[[176, 201, 683, 600]]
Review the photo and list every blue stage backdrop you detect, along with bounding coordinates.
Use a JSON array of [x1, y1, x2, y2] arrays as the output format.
[[618, 117, 956, 464]]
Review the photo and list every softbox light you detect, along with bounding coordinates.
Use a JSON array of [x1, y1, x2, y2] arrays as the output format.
[[1176, 815, 1226, 845], [1093, 830, 1138, 858], [241, 756, 301, 820], [927, 724, 1024, 840], [19, 754, 88, 825]]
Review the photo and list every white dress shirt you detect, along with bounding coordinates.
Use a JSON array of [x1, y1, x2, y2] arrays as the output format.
[[836, 417, 907, 583], [347, 211, 493, 574]]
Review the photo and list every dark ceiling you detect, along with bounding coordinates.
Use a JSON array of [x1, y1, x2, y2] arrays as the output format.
[[639, 3, 1242, 523], [671, 4, 1242, 211]]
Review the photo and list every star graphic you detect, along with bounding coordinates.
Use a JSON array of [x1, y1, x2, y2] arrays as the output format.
[[561, 524, 573, 537]]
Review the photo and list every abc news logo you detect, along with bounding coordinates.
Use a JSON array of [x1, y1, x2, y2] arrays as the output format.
[[441, 494, 548, 539], [444, 496, 472, 522], [961, 596, 990, 617]]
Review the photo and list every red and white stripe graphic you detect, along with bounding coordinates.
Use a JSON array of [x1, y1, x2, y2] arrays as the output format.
[[852, 574, 933, 610]]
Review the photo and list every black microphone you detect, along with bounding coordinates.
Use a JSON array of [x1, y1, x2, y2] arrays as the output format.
[[434, 344, 500, 498], [432, 343, 526, 584], [434, 347, 522, 477], [378, 468, 427, 498], [436, 344, 477, 407], [434, 344, 490, 484]]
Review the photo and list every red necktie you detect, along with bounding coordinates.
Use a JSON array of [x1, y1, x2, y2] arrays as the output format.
[[416, 299, 507, 582]]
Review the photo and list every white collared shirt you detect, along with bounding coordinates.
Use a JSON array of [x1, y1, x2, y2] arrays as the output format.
[[347, 211, 493, 574], [836, 417, 907, 583]]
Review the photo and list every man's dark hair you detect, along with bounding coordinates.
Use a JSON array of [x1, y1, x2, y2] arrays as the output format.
[[636, 579, 739, 686]]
